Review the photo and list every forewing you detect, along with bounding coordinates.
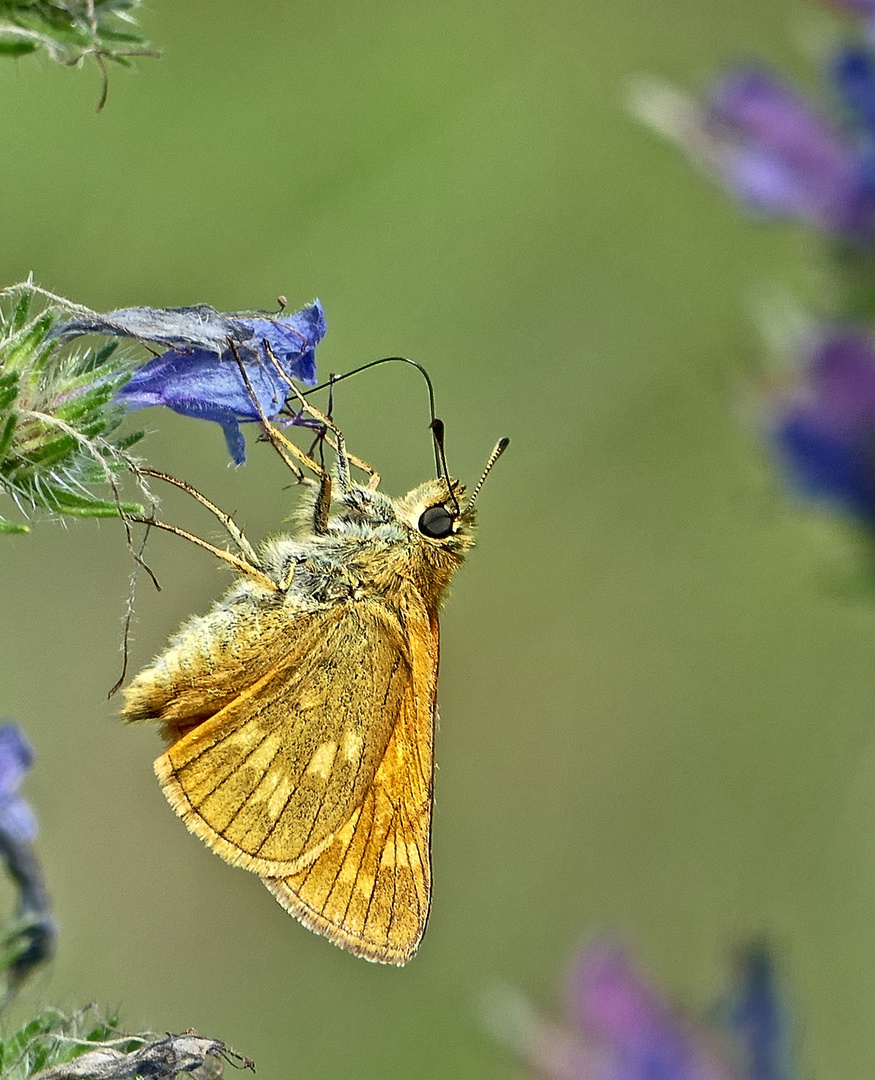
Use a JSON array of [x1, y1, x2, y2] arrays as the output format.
[[154, 601, 412, 877], [262, 611, 439, 965]]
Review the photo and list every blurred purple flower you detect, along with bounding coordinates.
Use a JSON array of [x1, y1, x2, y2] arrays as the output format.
[[0, 723, 37, 845], [822, 0, 875, 18], [487, 941, 745, 1080], [0, 721, 55, 989], [634, 45, 875, 242], [568, 943, 737, 1080], [707, 67, 875, 239], [770, 329, 875, 523], [55, 300, 326, 464], [728, 946, 791, 1080]]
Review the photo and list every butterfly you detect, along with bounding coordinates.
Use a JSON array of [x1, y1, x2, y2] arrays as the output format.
[[121, 369, 507, 964]]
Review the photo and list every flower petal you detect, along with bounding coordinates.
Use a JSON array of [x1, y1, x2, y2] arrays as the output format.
[[0, 724, 37, 843], [0, 723, 33, 797], [729, 946, 791, 1080], [111, 300, 326, 462], [52, 304, 242, 352], [708, 68, 871, 237]]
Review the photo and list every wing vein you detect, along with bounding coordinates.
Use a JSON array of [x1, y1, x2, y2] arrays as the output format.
[[189, 725, 272, 814], [340, 792, 380, 926]]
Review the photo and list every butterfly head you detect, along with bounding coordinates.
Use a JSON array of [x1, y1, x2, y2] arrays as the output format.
[[399, 477, 475, 552], [399, 431, 509, 553]]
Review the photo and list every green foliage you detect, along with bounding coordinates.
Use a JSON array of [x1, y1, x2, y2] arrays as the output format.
[[0, 1, 159, 107], [0, 1005, 138, 1080], [0, 284, 145, 533]]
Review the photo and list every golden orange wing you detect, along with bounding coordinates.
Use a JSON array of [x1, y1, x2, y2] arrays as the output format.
[[150, 601, 415, 878], [262, 606, 439, 965]]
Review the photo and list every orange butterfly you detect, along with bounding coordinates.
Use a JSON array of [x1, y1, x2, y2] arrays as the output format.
[[123, 375, 507, 963]]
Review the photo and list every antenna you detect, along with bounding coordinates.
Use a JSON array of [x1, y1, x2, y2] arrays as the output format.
[[429, 418, 460, 514], [466, 437, 510, 512]]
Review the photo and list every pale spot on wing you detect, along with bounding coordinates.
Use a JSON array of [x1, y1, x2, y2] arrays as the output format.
[[249, 732, 282, 769], [341, 730, 364, 762], [218, 725, 263, 758], [356, 874, 376, 897], [179, 724, 274, 807], [229, 732, 282, 793], [306, 741, 338, 779], [266, 772, 295, 822], [381, 840, 408, 868]]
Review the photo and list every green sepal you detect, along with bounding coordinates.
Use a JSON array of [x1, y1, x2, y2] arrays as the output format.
[[0, 515, 28, 534], [72, 339, 118, 376], [8, 291, 31, 335], [0, 38, 38, 56], [46, 489, 143, 517], [0, 370, 19, 412], [1, 313, 52, 373], [19, 432, 78, 468], [114, 428, 146, 451], [0, 413, 17, 461]]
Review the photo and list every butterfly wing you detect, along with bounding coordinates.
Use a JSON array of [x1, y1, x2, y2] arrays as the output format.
[[262, 607, 439, 965], [152, 600, 415, 878]]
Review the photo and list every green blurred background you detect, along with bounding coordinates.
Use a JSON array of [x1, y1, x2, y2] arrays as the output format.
[[1, 0, 874, 1076]]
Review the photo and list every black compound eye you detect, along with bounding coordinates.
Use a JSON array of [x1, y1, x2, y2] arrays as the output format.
[[418, 504, 455, 539]]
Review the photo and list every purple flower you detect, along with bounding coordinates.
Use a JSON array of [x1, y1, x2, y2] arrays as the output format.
[[567, 943, 736, 1080], [770, 329, 875, 522], [728, 946, 791, 1080], [0, 721, 56, 989], [822, 0, 875, 17], [0, 723, 37, 845], [706, 67, 875, 240], [488, 940, 743, 1080], [634, 44, 875, 242], [54, 300, 326, 464]]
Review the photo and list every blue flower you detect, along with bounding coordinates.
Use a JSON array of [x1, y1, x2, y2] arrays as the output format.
[[0, 722, 56, 990], [54, 300, 326, 464], [770, 329, 875, 523], [0, 723, 37, 845], [729, 946, 791, 1080]]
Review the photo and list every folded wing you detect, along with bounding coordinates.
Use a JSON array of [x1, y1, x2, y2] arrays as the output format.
[[154, 601, 413, 877], [263, 610, 439, 965]]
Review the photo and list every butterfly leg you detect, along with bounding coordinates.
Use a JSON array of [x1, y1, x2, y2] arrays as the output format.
[[135, 467, 260, 564], [124, 513, 278, 591], [261, 348, 381, 491], [229, 341, 336, 534], [229, 342, 328, 482]]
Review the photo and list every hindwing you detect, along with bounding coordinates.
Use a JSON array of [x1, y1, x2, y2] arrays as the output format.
[[263, 610, 439, 964], [153, 600, 413, 877]]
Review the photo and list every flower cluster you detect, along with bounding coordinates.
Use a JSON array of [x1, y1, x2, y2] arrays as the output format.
[[487, 940, 792, 1080], [635, 1, 875, 532]]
